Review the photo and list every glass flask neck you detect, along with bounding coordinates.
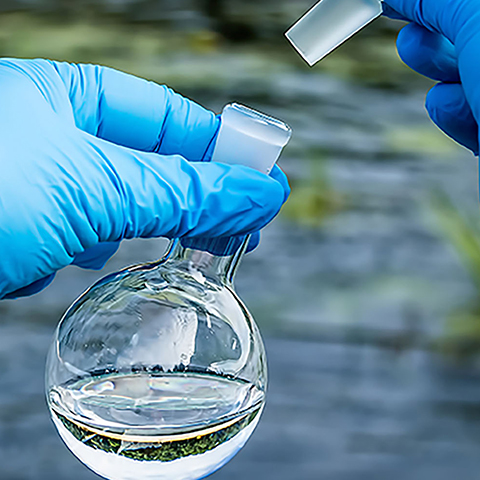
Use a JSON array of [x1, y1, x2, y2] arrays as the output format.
[[161, 236, 250, 286]]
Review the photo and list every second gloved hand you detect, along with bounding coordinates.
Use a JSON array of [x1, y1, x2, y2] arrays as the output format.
[[384, 0, 480, 154], [0, 59, 289, 299]]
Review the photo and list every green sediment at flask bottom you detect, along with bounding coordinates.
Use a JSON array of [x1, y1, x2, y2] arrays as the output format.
[[54, 408, 260, 463]]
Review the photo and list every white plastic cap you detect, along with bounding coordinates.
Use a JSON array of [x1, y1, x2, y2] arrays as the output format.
[[286, 0, 383, 66], [211, 103, 292, 175]]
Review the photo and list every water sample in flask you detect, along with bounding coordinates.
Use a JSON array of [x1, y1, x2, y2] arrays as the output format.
[[286, 0, 383, 66], [45, 104, 292, 480]]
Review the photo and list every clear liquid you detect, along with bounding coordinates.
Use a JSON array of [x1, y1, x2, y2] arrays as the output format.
[[286, 0, 383, 65], [48, 372, 265, 480]]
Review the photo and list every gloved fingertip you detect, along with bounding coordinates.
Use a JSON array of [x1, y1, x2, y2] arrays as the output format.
[[426, 83, 480, 154], [426, 83, 463, 117], [425, 84, 443, 116], [396, 23, 417, 55], [270, 165, 291, 203], [72, 242, 120, 270], [263, 176, 289, 221], [246, 232, 261, 253], [4, 274, 56, 300]]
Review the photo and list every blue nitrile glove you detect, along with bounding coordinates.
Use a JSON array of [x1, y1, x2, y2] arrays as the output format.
[[0, 58, 290, 300], [383, 0, 480, 154]]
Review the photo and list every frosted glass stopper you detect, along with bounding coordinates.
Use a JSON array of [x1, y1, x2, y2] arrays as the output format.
[[211, 103, 292, 175], [286, 0, 383, 66]]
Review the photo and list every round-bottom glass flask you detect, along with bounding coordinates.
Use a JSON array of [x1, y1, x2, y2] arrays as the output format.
[[46, 237, 266, 480]]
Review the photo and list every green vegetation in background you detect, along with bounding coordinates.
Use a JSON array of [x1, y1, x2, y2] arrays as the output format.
[[283, 149, 348, 228], [431, 191, 480, 360], [386, 126, 459, 157]]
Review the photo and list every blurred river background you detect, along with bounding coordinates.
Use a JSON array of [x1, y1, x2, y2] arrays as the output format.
[[2, 1, 480, 479]]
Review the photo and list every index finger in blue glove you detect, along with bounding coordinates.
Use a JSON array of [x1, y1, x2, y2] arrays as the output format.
[[73, 134, 288, 242], [15, 59, 220, 161], [426, 82, 479, 154], [69, 165, 290, 270], [56, 61, 221, 160], [397, 23, 460, 82]]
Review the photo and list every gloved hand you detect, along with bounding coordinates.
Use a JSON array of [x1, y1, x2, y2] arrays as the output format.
[[383, 0, 480, 154], [0, 58, 290, 299]]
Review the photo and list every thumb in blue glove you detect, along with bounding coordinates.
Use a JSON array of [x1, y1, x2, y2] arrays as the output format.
[[384, 0, 480, 155], [0, 59, 290, 299]]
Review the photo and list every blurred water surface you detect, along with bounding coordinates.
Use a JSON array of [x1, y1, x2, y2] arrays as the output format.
[[2, 2, 480, 479]]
